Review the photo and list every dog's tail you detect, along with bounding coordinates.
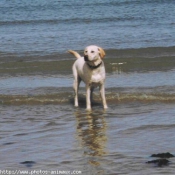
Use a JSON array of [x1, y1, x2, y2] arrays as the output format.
[[68, 50, 81, 59]]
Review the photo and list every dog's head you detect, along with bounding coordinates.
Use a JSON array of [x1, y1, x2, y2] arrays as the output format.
[[84, 45, 105, 63]]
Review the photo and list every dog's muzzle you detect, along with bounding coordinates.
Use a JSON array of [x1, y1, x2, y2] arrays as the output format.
[[84, 55, 89, 61]]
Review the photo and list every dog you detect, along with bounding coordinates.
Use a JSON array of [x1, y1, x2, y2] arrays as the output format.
[[68, 45, 108, 110]]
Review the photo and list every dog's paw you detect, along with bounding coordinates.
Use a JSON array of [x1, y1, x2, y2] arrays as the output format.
[[104, 105, 108, 109], [86, 107, 92, 111]]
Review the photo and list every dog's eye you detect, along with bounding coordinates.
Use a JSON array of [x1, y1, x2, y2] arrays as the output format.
[[91, 51, 94, 53]]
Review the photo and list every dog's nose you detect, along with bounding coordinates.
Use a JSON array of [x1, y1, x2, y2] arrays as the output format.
[[84, 55, 89, 61]]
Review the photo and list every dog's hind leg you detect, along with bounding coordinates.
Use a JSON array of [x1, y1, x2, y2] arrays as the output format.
[[72, 65, 81, 107], [90, 87, 94, 104], [73, 76, 81, 107], [99, 84, 108, 109]]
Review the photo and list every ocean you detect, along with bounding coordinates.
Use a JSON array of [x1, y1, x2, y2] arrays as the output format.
[[0, 0, 175, 174]]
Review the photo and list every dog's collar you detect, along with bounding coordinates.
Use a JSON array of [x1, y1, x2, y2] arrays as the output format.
[[86, 61, 102, 69]]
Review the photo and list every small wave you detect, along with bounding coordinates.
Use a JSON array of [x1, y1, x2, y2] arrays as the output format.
[[105, 46, 175, 58], [1, 46, 175, 60], [0, 92, 175, 106], [106, 92, 175, 103], [0, 93, 73, 105], [0, 19, 61, 26], [0, 16, 140, 26]]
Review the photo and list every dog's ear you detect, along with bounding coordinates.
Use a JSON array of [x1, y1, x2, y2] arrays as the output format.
[[98, 47, 105, 59]]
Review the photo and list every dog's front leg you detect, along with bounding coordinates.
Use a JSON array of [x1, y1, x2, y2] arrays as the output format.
[[100, 84, 108, 109], [86, 85, 91, 110]]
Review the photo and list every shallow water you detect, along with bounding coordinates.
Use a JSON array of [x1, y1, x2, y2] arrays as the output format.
[[1, 103, 175, 174], [0, 53, 175, 174]]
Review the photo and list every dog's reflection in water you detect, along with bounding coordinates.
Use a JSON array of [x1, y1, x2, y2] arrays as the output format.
[[75, 109, 107, 166]]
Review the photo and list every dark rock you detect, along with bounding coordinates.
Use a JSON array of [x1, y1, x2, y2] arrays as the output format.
[[20, 161, 36, 168], [2, 142, 15, 145], [151, 152, 174, 158], [146, 158, 170, 167]]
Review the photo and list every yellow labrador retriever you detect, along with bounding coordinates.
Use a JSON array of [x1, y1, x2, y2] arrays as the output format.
[[68, 45, 108, 110]]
